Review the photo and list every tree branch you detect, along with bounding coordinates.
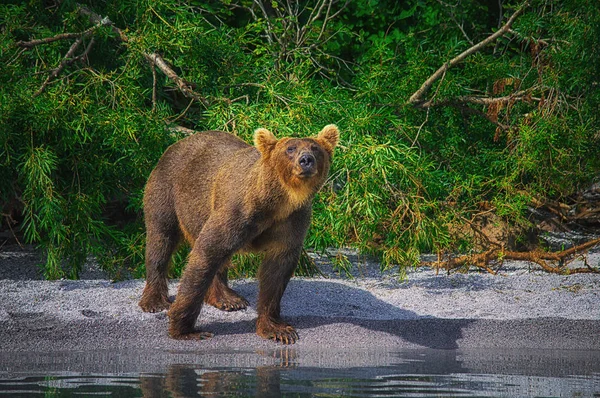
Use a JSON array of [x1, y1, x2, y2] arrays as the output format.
[[77, 5, 129, 43], [34, 36, 85, 96], [143, 52, 209, 107], [151, 63, 157, 111], [77, 5, 210, 107], [408, 2, 528, 106], [422, 237, 600, 275], [16, 17, 110, 48], [436, 0, 473, 45]]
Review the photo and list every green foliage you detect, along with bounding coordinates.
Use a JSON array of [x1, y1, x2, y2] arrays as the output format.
[[1, 0, 598, 279]]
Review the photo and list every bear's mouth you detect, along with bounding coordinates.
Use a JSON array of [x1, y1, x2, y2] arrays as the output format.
[[297, 169, 317, 178]]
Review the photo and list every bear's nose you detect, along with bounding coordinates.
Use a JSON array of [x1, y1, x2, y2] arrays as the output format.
[[299, 153, 315, 172]]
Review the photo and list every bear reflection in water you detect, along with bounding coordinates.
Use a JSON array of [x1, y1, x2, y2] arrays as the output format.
[[140, 349, 297, 397]]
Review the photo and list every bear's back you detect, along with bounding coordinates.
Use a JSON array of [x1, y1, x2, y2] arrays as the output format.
[[148, 131, 259, 239], [151, 131, 254, 182]]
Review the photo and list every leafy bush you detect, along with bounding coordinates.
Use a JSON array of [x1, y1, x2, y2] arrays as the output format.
[[1, 0, 598, 279]]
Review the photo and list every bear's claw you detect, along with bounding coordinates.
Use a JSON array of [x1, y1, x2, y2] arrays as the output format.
[[139, 295, 171, 313], [205, 287, 249, 312], [271, 328, 299, 345], [257, 318, 299, 345]]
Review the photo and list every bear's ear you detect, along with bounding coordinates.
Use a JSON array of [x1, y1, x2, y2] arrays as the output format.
[[316, 124, 339, 154], [254, 127, 278, 156]]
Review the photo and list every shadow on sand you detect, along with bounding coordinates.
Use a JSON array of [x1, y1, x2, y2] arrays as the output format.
[[202, 278, 472, 350]]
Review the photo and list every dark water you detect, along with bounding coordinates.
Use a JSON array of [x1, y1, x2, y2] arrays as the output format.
[[0, 349, 599, 397]]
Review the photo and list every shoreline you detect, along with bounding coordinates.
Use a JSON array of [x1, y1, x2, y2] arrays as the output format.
[[1, 246, 599, 353]]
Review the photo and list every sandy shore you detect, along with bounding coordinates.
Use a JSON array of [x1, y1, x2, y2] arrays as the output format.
[[1, 246, 599, 354]]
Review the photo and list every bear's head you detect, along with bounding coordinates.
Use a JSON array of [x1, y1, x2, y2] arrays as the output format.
[[254, 125, 339, 206]]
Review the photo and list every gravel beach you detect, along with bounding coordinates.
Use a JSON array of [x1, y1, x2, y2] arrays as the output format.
[[1, 246, 599, 355]]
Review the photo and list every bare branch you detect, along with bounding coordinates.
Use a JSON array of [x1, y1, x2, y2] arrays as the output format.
[[76, 5, 210, 107], [16, 17, 110, 48], [34, 36, 84, 97], [326, 0, 350, 24], [419, 89, 535, 108], [77, 4, 129, 42], [151, 63, 157, 112], [253, 0, 276, 45], [408, 2, 528, 106], [436, 0, 473, 45], [421, 236, 600, 275], [316, 0, 334, 43], [75, 36, 95, 63], [452, 91, 532, 105], [144, 53, 209, 107], [299, 0, 329, 47], [305, 0, 329, 30]]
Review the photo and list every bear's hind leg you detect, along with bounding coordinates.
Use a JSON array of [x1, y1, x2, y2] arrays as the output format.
[[139, 224, 180, 313], [204, 262, 249, 311]]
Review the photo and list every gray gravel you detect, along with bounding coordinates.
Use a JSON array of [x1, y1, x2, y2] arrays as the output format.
[[1, 245, 599, 354]]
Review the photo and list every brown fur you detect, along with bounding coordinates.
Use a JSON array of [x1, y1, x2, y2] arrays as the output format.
[[139, 125, 339, 344]]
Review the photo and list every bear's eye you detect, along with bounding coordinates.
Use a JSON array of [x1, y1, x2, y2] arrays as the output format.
[[311, 145, 319, 152], [286, 146, 296, 154]]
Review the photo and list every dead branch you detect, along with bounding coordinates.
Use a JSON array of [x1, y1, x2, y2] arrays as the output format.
[[16, 17, 110, 48], [531, 193, 600, 225], [143, 53, 209, 107], [243, 0, 350, 78], [78, 5, 209, 107], [436, 0, 473, 46], [34, 36, 85, 96], [422, 237, 600, 275], [450, 90, 532, 105], [151, 63, 157, 111], [408, 2, 528, 106], [77, 5, 129, 43]]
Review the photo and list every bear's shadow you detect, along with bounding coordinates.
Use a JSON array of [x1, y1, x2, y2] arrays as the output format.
[[199, 279, 471, 349]]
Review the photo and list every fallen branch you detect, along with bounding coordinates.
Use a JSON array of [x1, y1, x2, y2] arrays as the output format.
[[408, 2, 528, 106], [531, 193, 600, 225], [77, 5, 129, 43], [33, 35, 96, 97], [448, 90, 532, 106], [422, 237, 600, 275]]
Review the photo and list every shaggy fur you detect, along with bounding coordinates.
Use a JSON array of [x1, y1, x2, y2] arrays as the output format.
[[139, 125, 339, 344]]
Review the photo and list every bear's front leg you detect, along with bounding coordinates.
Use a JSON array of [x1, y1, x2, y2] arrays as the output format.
[[167, 247, 220, 340], [168, 215, 248, 340], [167, 220, 242, 339], [256, 247, 302, 344]]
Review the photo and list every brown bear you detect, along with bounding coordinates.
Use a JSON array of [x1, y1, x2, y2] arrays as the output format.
[[139, 125, 339, 344]]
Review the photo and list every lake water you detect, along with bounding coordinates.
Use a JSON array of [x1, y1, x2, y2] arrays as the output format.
[[1, 348, 599, 397]]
